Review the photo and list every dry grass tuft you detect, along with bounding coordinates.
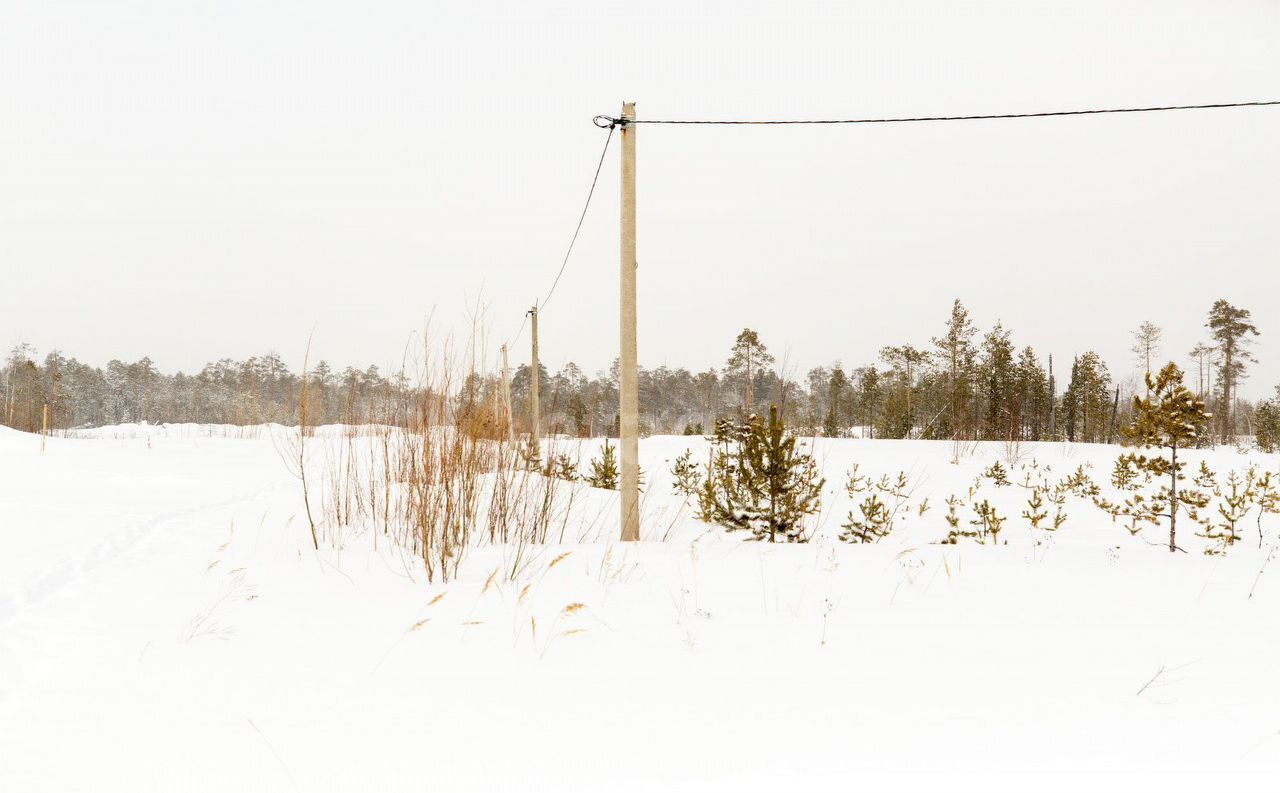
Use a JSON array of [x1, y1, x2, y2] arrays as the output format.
[[301, 325, 594, 584], [559, 602, 587, 617]]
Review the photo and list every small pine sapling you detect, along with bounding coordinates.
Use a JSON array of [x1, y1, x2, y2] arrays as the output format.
[[1122, 362, 1213, 553], [1201, 469, 1252, 552], [840, 493, 892, 543], [543, 453, 578, 482], [876, 471, 913, 500], [585, 440, 620, 490], [873, 470, 918, 527], [1049, 485, 1069, 530], [1194, 461, 1218, 490], [969, 500, 1005, 544], [1250, 469, 1280, 548], [1052, 505, 1068, 530], [982, 461, 1011, 487], [1022, 488, 1049, 531], [1016, 461, 1048, 491], [1061, 465, 1101, 499], [670, 449, 702, 499], [845, 464, 872, 495], [1111, 455, 1142, 491], [699, 405, 825, 542], [940, 495, 966, 544]]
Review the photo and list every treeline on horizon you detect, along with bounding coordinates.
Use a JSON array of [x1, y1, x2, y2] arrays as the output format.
[[4, 299, 1279, 449]]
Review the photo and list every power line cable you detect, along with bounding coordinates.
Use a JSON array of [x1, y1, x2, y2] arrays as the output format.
[[540, 124, 616, 311], [592, 99, 1280, 127], [503, 123, 614, 356], [506, 311, 529, 351]]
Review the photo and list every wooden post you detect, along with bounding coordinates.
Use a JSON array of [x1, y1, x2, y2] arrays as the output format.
[[619, 101, 640, 542], [41, 402, 48, 453], [529, 305, 540, 452], [501, 343, 514, 445]]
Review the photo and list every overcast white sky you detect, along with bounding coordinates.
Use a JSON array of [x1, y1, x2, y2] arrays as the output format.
[[3, 1, 1278, 394]]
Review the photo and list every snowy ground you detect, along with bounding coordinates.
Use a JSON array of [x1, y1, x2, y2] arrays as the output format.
[[2, 424, 1279, 792]]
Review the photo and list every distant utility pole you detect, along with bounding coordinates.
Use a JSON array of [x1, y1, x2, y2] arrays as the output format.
[[619, 101, 640, 542], [501, 343, 514, 445], [529, 305, 540, 450], [1048, 354, 1056, 440]]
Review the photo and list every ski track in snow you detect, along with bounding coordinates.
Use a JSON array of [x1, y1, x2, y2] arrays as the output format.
[[0, 484, 289, 626]]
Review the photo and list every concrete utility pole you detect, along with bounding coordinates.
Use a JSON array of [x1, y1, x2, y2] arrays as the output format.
[[1048, 354, 1056, 440], [501, 343, 515, 445], [528, 306, 541, 452], [619, 101, 640, 542]]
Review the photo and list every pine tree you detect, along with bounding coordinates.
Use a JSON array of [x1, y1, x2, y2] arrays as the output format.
[[1061, 351, 1112, 443], [725, 329, 774, 414], [1131, 321, 1163, 397], [1206, 300, 1260, 443], [1013, 346, 1048, 440], [879, 345, 927, 438], [1257, 397, 1280, 453], [978, 323, 1016, 440], [856, 366, 880, 439], [824, 366, 849, 437], [931, 299, 978, 439], [1188, 342, 1215, 402], [1123, 362, 1213, 553]]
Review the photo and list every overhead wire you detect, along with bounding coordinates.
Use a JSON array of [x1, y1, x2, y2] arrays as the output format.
[[592, 99, 1280, 127]]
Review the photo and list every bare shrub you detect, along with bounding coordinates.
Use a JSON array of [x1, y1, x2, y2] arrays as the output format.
[[304, 329, 596, 583]]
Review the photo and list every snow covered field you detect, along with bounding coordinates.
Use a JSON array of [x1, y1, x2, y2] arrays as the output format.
[[2, 424, 1279, 792]]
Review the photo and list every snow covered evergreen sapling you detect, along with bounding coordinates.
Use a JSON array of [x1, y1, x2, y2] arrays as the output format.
[[840, 493, 892, 543], [585, 440, 620, 490], [698, 405, 824, 542], [670, 448, 702, 499]]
